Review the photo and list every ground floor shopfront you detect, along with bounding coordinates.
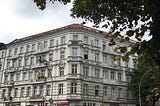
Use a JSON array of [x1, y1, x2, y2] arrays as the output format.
[[0, 100, 136, 106]]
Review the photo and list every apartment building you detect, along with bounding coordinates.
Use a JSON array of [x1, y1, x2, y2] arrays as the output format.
[[0, 43, 7, 84], [0, 24, 136, 106]]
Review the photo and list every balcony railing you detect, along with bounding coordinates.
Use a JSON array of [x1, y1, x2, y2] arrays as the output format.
[[36, 76, 46, 82], [30, 95, 44, 99]]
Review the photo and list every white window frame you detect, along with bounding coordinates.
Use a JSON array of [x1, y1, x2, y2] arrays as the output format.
[[72, 47, 78, 56], [71, 82, 77, 94], [72, 64, 77, 74], [58, 83, 63, 95]]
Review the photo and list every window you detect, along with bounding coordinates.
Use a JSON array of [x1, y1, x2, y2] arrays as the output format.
[[14, 48, 18, 55], [46, 85, 51, 95], [7, 60, 10, 69], [39, 69, 45, 77], [26, 45, 30, 52], [83, 66, 89, 77], [37, 55, 46, 64], [59, 67, 64, 76], [2, 89, 6, 98], [44, 41, 47, 49], [24, 58, 28, 66], [103, 44, 106, 51], [10, 73, 14, 81], [39, 86, 44, 96], [61, 36, 65, 44], [49, 53, 53, 61], [50, 39, 54, 47], [9, 50, 12, 57], [103, 55, 108, 63], [35, 70, 39, 79], [95, 53, 99, 61], [110, 71, 115, 80], [103, 70, 108, 79], [1, 51, 4, 58], [84, 36, 88, 44], [133, 58, 137, 68], [22, 72, 27, 81], [30, 57, 34, 65], [115, 57, 121, 66], [58, 83, 63, 94], [108, 55, 114, 66], [13, 59, 17, 68], [84, 51, 88, 59], [56, 40, 59, 46], [47, 68, 52, 77], [118, 72, 122, 81], [16, 72, 20, 81], [32, 44, 35, 51], [20, 47, 23, 53], [26, 87, 31, 97], [38, 42, 42, 51], [125, 60, 129, 68], [60, 51, 65, 59], [118, 88, 123, 98], [18, 58, 22, 67], [33, 86, 37, 95], [73, 35, 78, 41], [21, 87, 25, 97], [95, 85, 99, 96], [29, 71, 32, 80], [4, 75, 8, 83], [91, 40, 93, 46], [71, 82, 77, 94], [126, 73, 130, 82], [111, 87, 115, 98], [83, 84, 88, 95], [95, 39, 99, 47], [0, 64, 1, 70], [103, 86, 108, 96], [72, 47, 78, 56], [72, 64, 77, 74], [8, 49, 12, 56], [14, 88, 18, 97], [95, 69, 99, 78]]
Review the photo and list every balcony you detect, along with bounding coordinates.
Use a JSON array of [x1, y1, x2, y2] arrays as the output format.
[[67, 56, 82, 62], [30, 95, 44, 100], [3, 96, 12, 101], [36, 76, 46, 82], [68, 40, 82, 46]]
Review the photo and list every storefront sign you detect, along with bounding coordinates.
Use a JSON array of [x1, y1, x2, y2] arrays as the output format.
[[83, 102, 96, 106]]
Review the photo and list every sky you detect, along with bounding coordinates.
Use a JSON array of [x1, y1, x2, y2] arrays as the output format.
[[0, 0, 95, 44], [0, 0, 151, 44]]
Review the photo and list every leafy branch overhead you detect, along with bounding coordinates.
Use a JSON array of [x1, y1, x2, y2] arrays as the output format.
[[33, 0, 160, 67]]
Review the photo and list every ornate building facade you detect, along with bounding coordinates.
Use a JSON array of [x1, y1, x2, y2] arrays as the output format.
[[0, 24, 137, 106]]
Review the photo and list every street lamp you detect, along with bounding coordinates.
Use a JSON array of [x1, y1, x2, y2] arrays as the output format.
[[138, 69, 152, 106]]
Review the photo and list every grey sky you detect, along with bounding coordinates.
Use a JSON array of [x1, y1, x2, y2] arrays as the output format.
[[0, 0, 90, 43]]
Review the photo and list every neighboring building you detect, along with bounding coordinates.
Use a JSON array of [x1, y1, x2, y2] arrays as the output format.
[[0, 24, 136, 106], [0, 43, 7, 85]]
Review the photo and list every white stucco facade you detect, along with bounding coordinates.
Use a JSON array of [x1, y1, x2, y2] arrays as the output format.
[[0, 24, 137, 106]]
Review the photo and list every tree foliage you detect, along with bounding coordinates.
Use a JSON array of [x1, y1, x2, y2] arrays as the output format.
[[33, 0, 160, 67], [128, 58, 160, 105]]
